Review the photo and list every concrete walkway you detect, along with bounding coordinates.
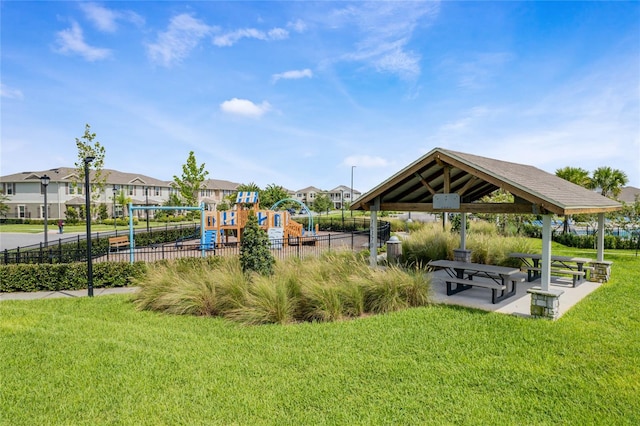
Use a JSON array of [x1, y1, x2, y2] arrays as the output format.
[[0, 286, 139, 301]]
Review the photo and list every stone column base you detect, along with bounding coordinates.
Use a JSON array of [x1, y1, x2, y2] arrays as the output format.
[[590, 261, 613, 283], [527, 287, 564, 320], [453, 249, 472, 263]]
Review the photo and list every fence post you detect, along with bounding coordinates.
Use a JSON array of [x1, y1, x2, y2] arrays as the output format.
[[3, 249, 7, 264]]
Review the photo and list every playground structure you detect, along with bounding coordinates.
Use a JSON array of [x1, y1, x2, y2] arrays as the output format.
[[123, 192, 316, 263], [203, 192, 316, 249]]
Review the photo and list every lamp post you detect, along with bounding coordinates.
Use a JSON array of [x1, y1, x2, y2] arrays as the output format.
[[40, 174, 50, 247], [112, 185, 118, 231], [341, 190, 344, 227], [84, 156, 95, 297], [145, 187, 150, 233], [350, 165, 356, 217]]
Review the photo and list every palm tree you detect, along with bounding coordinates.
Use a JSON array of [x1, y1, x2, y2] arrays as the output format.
[[115, 189, 132, 218], [556, 167, 591, 233], [590, 166, 629, 198], [555, 166, 591, 188]]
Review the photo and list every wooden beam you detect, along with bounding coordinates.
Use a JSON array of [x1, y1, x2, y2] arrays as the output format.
[[456, 176, 479, 196], [379, 202, 548, 214], [443, 166, 451, 193], [414, 172, 436, 195]]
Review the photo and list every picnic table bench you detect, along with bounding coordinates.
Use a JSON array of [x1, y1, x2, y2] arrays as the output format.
[[108, 235, 129, 252], [509, 253, 593, 287], [428, 260, 525, 304]]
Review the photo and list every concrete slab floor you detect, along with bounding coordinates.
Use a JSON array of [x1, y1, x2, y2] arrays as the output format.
[[429, 269, 602, 318]]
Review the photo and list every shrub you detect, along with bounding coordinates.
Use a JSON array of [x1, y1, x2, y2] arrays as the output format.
[[239, 212, 275, 276], [0, 261, 146, 292]]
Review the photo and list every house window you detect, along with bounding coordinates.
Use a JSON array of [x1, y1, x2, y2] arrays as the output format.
[[40, 205, 49, 219], [128, 185, 134, 196], [3, 183, 16, 195], [155, 187, 160, 196], [18, 205, 25, 218]]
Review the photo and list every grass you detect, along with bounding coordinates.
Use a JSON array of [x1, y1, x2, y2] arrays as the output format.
[[133, 253, 431, 324], [0, 247, 638, 425], [0, 221, 199, 234]]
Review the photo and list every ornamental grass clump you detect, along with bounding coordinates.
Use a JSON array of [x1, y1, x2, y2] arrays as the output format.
[[401, 223, 458, 266], [225, 273, 296, 325], [134, 250, 432, 325]]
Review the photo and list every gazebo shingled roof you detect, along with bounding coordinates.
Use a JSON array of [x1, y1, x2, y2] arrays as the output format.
[[351, 147, 622, 216]]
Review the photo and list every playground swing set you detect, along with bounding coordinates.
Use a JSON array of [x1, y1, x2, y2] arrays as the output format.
[[125, 192, 316, 263]]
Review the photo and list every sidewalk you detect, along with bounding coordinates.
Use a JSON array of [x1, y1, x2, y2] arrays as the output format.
[[0, 286, 139, 301]]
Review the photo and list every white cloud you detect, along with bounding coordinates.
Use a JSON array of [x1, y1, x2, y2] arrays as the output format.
[[220, 98, 272, 118], [54, 21, 111, 61], [329, 1, 440, 79], [213, 27, 289, 47], [343, 155, 389, 168], [79, 2, 144, 32], [287, 19, 307, 33], [0, 84, 24, 100], [147, 14, 215, 67], [272, 68, 313, 83]]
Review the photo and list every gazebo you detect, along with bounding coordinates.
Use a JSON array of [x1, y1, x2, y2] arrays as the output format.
[[351, 148, 622, 313]]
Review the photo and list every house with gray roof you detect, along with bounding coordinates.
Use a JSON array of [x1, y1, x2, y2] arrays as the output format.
[[0, 167, 239, 220]]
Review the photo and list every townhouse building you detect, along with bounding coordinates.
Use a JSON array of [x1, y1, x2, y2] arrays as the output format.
[[0, 167, 240, 220], [293, 185, 361, 210], [0, 166, 361, 220]]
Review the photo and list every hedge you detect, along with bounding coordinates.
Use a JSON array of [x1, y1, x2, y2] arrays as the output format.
[[0, 261, 147, 293]]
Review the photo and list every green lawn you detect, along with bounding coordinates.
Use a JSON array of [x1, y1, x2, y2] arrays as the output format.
[[0, 221, 197, 234], [1, 249, 638, 425]]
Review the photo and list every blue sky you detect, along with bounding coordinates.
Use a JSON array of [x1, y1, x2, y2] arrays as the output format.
[[2, 1, 639, 193]]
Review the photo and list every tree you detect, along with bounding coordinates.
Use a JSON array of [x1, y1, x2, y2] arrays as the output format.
[[0, 194, 9, 217], [556, 166, 591, 233], [172, 151, 209, 207], [555, 166, 591, 188], [240, 211, 275, 276], [115, 189, 132, 218], [74, 124, 107, 202], [312, 192, 333, 215], [260, 183, 289, 209], [65, 206, 79, 224], [590, 166, 629, 198], [476, 189, 533, 235]]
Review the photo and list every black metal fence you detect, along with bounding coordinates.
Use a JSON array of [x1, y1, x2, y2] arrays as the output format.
[[1, 221, 391, 265]]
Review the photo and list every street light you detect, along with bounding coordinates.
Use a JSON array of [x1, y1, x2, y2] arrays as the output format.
[[341, 190, 344, 227], [145, 187, 149, 233], [84, 156, 95, 297], [350, 165, 356, 217], [112, 185, 118, 231], [40, 174, 50, 247]]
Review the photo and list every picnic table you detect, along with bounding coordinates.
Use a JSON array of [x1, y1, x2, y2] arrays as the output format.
[[508, 253, 593, 287], [427, 260, 524, 304]]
